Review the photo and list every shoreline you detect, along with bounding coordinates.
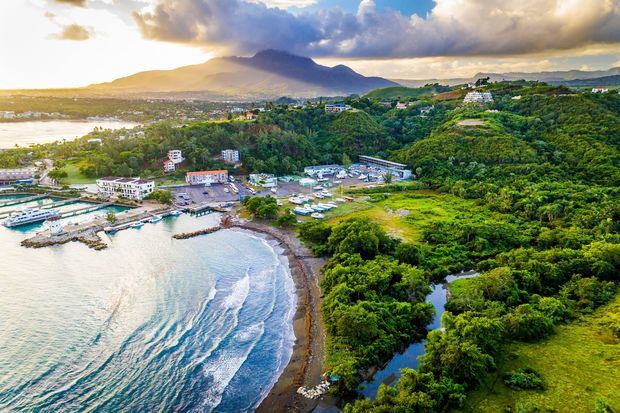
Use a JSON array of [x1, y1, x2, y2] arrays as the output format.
[[226, 219, 328, 413]]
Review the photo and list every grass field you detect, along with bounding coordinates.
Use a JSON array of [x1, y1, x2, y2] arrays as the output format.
[[456, 295, 620, 413], [61, 162, 96, 184], [325, 190, 483, 243]]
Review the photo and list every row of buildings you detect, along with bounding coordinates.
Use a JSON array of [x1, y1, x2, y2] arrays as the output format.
[[0, 167, 38, 185]]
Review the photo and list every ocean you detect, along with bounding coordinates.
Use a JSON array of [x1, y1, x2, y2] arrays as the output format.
[[0, 120, 139, 148], [0, 209, 296, 412]]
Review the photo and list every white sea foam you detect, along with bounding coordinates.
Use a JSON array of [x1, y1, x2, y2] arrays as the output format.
[[197, 323, 266, 412]]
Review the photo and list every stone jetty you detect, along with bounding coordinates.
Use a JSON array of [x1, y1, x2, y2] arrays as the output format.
[[21, 228, 108, 250], [172, 226, 221, 239]]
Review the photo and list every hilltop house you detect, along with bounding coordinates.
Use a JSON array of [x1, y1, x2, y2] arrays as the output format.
[[325, 103, 352, 113], [463, 91, 493, 104], [592, 87, 609, 93]]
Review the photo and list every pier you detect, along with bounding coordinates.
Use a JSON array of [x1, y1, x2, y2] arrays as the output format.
[[184, 202, 234, 215], [0, 194, 47, 208], [0, 198, 81, 219], [59, 202, 113, 218]]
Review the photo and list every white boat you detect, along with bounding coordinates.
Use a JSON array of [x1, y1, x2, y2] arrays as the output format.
[[311, 212, 325, 219], [313, 193, 324, 199], [270, 187, 278, 194], [169, 210, 183, 216], [130, 221, 144, 228], [148, 215, 163, 223], [2, 207, 60, 227], [293, 207, 311, 216], [289, 197, 303, 205]]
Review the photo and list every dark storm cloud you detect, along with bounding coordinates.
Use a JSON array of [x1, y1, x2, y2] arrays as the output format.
[[133, 0, 620, 58]]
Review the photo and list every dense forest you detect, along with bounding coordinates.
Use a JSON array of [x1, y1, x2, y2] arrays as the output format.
[[295, 84, 619, 411]]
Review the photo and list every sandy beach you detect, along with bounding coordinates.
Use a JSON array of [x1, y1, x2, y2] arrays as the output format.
[[226, 219, 328, 413]]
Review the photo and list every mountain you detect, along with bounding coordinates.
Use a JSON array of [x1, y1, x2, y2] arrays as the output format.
[[547, 74, 620, 87], [89, 50, 397, 99], [391, 67, 620, 87]]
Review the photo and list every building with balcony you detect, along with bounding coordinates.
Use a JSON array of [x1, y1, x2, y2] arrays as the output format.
[[96, 177, 155, 200], [185, 170, 229, 185]]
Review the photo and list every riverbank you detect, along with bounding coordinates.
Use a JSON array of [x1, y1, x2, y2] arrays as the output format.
[[225, 218, 328, 413]]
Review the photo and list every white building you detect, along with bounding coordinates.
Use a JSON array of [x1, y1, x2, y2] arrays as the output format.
[[221, 149, 240, 164], [358, 155, 412, 180], [163, 159, 176, 173], [395, 102, 407, 110], [167, 149, 184, 164], [96, 177, 155, 201], [592, 87, 609, 93], [186, 170, 228, 185], [325, 103, 352, 113], [463, 91, 494, 104], [0, 167, 37, 185]]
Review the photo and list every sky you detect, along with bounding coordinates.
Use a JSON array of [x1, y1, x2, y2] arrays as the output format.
[[1, 0, 620, 89]]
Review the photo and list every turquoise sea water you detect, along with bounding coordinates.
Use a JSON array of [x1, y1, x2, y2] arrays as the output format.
[[0, 213, 296, 412]]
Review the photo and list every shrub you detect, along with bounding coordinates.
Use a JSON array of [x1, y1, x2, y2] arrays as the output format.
[[503, 367, 545, 390]]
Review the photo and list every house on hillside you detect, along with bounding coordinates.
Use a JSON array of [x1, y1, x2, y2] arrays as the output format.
[[592, 87, 609, 93], [221, 149, 240, 165], [163, 159, 175, 173], [463, 91, 493, 104], [325, 103, 352, 113]]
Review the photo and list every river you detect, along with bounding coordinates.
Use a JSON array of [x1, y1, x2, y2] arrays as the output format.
[[0, 120, 139, 148], [359, 272, 480, 398], [0, 209, 296, 412]]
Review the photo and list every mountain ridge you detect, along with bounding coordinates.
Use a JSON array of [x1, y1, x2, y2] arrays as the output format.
[[88, 49, 397, 99]]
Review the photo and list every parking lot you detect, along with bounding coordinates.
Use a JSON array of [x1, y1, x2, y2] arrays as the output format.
[[170, 174, 379, 208]]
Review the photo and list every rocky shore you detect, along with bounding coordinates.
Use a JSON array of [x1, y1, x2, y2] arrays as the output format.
[[21, 227, 108, 250]]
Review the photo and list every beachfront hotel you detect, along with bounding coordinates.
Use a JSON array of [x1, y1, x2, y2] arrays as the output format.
[[186, 170, 229, 185], [96, 177, 155, 201]]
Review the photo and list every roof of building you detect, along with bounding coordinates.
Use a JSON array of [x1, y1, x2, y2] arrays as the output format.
[[186, 170, 228, 176], [358, 155, 408, 169]]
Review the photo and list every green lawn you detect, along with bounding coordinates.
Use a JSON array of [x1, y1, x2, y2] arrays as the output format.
[[456, 295, 620, 413], [61, 162, 96, 185], [325, 191, 484, 242]]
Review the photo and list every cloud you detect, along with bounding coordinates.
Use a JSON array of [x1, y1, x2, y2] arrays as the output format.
[[53, 24, 92, 40], [55, 0, 87, 6], [134, 0, 620, 58]]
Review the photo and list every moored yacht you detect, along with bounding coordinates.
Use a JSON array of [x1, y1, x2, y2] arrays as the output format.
[[2, 207, 60, 227]]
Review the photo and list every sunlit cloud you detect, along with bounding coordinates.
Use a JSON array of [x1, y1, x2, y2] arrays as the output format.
[[52, 24, 92, 40], [55, 0, 86, 6]]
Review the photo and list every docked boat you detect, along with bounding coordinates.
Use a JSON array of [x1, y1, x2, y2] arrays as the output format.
[[130, 221, 144, 228], [169, 210, 183, 216], [311, 212, 325, 219], [148, 215, 163, 224], [2, 207, 60, 227]]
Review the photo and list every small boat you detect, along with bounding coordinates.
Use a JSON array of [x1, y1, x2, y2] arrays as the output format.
[[311, 212, 325, 219], [130, 221, 144, 228], [169, 210, 183, 216], [270, 187, 278, 194], [148, 215, 163, 223]]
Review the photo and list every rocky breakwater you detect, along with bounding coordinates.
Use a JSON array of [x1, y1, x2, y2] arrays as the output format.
[[21, 227, 108, 250], [171, 226, 221, 240]]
